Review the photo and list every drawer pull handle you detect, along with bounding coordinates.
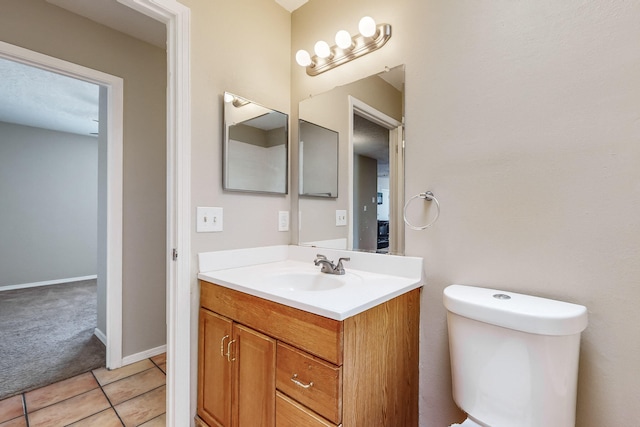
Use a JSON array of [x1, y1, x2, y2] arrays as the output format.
[[291, 374, 314, 389], [226, 339, 236, 362], [220, 335, 229, 357]]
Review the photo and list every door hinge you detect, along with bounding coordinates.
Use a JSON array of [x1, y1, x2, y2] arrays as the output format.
[[172, 248, 178, 261]]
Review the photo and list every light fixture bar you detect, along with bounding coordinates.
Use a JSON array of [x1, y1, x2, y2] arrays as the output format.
[[305, 23, 392, 76]]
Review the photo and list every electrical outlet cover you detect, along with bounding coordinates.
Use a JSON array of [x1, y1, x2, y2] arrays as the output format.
[[278, 211, 290, 232]]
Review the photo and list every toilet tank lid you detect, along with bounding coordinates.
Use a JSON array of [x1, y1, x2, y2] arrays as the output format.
[[443, 284, 588, 336]]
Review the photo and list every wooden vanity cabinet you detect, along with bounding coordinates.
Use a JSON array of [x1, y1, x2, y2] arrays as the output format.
[[197, 280, 420, 427], [197, 308, 276, 427]]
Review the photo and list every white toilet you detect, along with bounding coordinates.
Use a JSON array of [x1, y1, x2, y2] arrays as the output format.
[[443, 284, 588, 427]]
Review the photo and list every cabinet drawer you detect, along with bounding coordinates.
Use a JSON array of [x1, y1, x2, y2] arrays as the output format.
[[277, 342, 342, 424], [200, 280, 343, 364], [276, 391, 338, 427]]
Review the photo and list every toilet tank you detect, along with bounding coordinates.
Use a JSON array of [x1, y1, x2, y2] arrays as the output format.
[[444, 285, 588, 427]]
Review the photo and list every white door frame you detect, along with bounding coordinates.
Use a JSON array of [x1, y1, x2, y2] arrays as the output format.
[[0, 41, 124, 371], [2, 0, 192, 423], [116, 1, 191, 425], [348, 96, 403, 253]]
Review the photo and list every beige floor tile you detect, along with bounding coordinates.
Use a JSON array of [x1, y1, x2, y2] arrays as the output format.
[[25, 372, 98, 413], [139, 413, 165, 426], [28, 389, 110, 427], [67, 408, 124, 426], [0, 395, 23, 423], [93, 360, 154, 386], [115, 385, 165, 427], [150, 353, 166, 366], [0, 415, 27, 427], [102, 368, 166, 406]]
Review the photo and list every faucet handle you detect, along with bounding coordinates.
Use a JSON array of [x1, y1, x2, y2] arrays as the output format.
[[336, 257, 350, 273], [314, 254, 328, 266]]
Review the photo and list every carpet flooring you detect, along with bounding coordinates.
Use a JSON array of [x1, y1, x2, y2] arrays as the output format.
[[0, 279, 105, 400]]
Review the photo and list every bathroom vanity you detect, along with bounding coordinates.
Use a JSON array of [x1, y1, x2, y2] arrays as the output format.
[[195, 245, 422, 427]]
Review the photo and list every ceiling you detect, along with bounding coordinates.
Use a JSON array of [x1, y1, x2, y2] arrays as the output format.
[[46, 0, 167, 48], [0, 0, 307, 136], [0, 57, 99, 136]]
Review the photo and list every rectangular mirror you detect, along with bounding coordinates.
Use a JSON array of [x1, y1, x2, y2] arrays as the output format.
[[223, 92, 288, 194], [298, 65, 405, 254], [299, 119, 338, 198]]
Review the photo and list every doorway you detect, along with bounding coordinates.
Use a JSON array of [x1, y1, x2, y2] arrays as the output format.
[[1, 0, 191, 423], [0, 42, 124, 370], [0, 56, 108, 397], [349, 97, 403, 254]]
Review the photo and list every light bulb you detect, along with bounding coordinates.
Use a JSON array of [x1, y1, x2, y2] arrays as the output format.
[[314, 40, 331, 59], [358, 16, 377, 37], [295, 49, 312, 67], [223, 93, 234, 103], [335, 30, 352, 50]]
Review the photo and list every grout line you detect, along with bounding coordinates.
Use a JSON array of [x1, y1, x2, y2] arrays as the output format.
[[26, 387, 101, 419], [64, 408, 121, 427], [21, 393, 30, 427], [142, 412, 166, 425], [96, 360, 159, 387], [23, 379, 101, 415], [148, 356, 167, 375], [91, 370, 125, 426], [111, 383, 166, 407]]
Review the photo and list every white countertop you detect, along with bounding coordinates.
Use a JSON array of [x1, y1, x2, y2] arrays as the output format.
[[198, 245, 423, 321]]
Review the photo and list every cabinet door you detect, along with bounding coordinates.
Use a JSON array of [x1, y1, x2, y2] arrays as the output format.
[[198, 309, 233, 427], [233, 324, 276, 427]]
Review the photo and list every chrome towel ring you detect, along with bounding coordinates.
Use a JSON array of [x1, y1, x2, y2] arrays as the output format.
[[403, 191, 441, 230]]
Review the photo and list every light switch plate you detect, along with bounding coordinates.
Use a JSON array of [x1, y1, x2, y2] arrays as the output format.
[[336, 210, 347, 226], [278, 211, 290, 232], [197, 207, 223, 232]]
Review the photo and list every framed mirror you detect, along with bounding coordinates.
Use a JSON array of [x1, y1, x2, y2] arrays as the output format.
[[298, 65, 405, 254], [299, 119, 338, 198], [223, 92, 288, 194]]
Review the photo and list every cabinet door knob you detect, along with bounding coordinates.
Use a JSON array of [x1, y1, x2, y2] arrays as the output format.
[[220, 335, 229, 357], [226, 339, 236, 362], [290, 373, 314, 389]]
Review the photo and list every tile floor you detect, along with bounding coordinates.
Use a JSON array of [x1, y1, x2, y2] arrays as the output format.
[[0, 353, 166, 426]]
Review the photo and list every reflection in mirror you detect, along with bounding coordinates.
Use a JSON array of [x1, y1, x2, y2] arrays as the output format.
[[299, 120, 338, 198], [298, 65, 405, 254], [223, 92, 288, 194]]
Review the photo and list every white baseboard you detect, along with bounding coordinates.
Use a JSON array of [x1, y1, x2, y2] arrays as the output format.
[[122, 344, 167, 366], [94, 328, 107, 346], [0, 275, 98, 292]]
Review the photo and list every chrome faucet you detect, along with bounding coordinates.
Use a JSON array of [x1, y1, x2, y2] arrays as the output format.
[[314, 254, 350, 275]]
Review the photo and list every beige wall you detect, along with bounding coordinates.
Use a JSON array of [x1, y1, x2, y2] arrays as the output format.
[[292, 0, 640, 425], [182, 0, 291, 260], [0, 0, 167, 357]]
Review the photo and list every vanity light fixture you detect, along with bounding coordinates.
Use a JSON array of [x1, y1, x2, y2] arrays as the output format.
[[223, 92, 249, 108], [295, 16, 392, 76]]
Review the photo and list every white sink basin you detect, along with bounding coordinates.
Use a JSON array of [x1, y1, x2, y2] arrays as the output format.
[[261, 271, 361, 292], [197, 245, 423, 320]]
